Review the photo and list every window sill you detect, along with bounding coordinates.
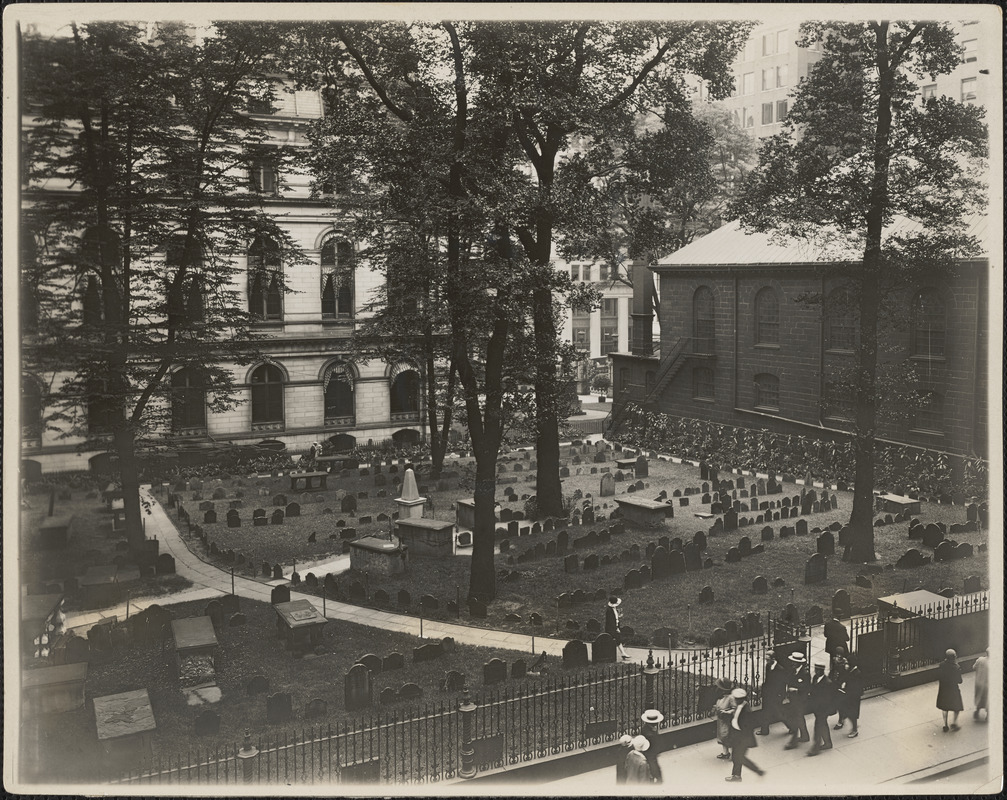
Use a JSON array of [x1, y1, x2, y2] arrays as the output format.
[[825, 348, 855, 356], [908, 428, 945, 438], [251, 320, 284, 329], [324, 417, 355, 428], [754, 343, 780, 350], [251, 421, 285, 433], [753, 405, 780, 413], [909, 354, 946, 363], [390, 412, 421, 423], [692, 397, 716, 404], [321, 317, 354, 325]]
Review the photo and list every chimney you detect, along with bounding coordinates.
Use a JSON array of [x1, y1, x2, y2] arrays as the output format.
[[630, 260, 655, 356]]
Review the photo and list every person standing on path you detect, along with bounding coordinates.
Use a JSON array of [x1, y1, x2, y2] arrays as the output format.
[[806, 662, 836, 756], [973, 649, 989, 721], [937, 648, 963, 731], [823, 614, 850, 660], [835, 655, 863, 737], [757, 651, 788, 736], [640, 709, 664, 784], [614, 734, 634, 784], [713, 677, 736, 759], [624, 736, 653, 784], [782, 652, 811, 749], [605, 596, 630, 660], [725, 688, 765, 782]]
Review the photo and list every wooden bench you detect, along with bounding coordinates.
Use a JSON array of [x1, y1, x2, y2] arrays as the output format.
[[289, 471, 328, 491]]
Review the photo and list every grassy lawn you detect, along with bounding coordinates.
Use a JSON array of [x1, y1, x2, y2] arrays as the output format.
[[20, 486, 193, 609], [30, 595, 540, 784], [173, 451, 988, 645]]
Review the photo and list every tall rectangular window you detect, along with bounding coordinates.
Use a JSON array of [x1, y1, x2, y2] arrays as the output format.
[[776, 64, 789, 87], [762, 69, 773, 91], [762, 34, 775, 56], [777, 31, 790, 52], [601, 325, 619, 355], [776, 100, 788, 122], [570, 264, 580, 281], [962, 39, 977, 63], [762, 103, 774, 125], [921, 84, 937, 105], [743, 72, 754, 95], [960, 77, 977, 105]]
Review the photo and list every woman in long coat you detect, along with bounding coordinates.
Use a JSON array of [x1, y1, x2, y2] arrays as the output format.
[[604, 596, 630, 660], [936, 648, 963, 731], [836, 657, 863, 737], [624, 736, 653, 784], [713, 677, 735, 758]]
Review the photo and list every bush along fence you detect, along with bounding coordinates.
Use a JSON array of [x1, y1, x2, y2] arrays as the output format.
[[112, 639, 770, 786], [609, 402, 989, 501]]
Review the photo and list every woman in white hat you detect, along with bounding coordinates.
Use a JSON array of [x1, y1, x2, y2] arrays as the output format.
[[604, 596, 630, 660], [725, 687, 765, 782], [640, 709, 664, 783], [624, 736, 653, 784]]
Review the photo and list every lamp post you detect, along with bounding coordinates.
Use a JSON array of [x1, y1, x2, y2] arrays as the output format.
[[458, 689, 477, 779]]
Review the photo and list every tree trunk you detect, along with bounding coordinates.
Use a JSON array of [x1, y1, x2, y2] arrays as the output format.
[[532, 287, 565, 518], [468, 451, 498, 602], [114, 425, 145, 549]]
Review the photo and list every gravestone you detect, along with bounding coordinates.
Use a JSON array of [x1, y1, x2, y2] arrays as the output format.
[[805, 606, 824, 626], [668, 549, 686, 575], [599, 473, 615, 497], [816, 531, 835, 556], [592, 632, 617, 663], [683, 542, 702, 571], [698, 585, 715, 603], [895, 548, 927, 569], [226, 510, 240, 528], [511, 659, 527, 679], [624, 569, 643, 590], [344, 664, 372, 711], [246, 674, 270, 696], [266, 692, 294, 724], [651, 546, 672, 578], [271, 509, 284, 525], [804, 553, 828, 584], [963, 575, 982, 593], [204, 600, 223, 628], [195, 710, 221, 736], [921, 525, 945, 550], [341, 495, 357, 514], [468, 598, 487, 618], [796, 519, 808, 536], [383, 652, 405, 671], [304, 698, 328, 719], [832, 589, 852, 619], [761, 526, 774, 542], [271, 585, 291, 604], [855, 574, 872, 589], [272, 564, 284, 580], [738, 536, 752, 556], [583, 553, 599, 570], [483, 658, 508, 685], [564, 554, 579, 573], [156, 553, 176, 575], [725, 547, 742, 564], [443, 670, 466, 691], [635, 456, 648, 478], [934, 540, 955, 562], [204, 510, 217, 524], [285, 502, 300, 518], [357, 653, 382, 673], [724, 509, 738, 531], [562, 639, 589, 669], [752, 575, 768, 594], [229, 613, 246, 627]]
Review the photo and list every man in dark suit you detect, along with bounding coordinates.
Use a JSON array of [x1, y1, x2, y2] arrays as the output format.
[[782, 651, 810, 749], [725, 688, 766, 782], [757, 651, 788, 736], [807, 662, 837, 756], [640, 709, 664, 784], [824, 615, 850, 659]]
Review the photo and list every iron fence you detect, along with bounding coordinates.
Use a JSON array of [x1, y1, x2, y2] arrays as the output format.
[[113, 638, 769, 786]]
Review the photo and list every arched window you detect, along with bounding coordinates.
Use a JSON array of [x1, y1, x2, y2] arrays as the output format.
[[22, 377, 43, 441], [321, 238, 354, 318], [912, 391, 944, 434], [825, 288, 857, 351], [693, 286, 715, 353], [912, 289, 945, 357], [755, 287, 779, 345], [322, 361, 355, 423], [250, 364, 284, 426], [389, 363, 420, 416], [754, 373, 780, 410], [693, 367, 714, 400], [87, 378, 117, 434], [248, 236, 282, 321], [166, 235, 205, 325], [171, 368, 206, 431], [79, 227, 121, 326]]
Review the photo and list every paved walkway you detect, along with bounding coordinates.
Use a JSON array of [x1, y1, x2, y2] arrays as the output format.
[[546, 671, 999, 794], [67, 485, 836, 665]]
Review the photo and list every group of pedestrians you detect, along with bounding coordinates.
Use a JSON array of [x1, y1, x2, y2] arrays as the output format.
[[937, 647, 989, 730], [615, 710, 665, 785]]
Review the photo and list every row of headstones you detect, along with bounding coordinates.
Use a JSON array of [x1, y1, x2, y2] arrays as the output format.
[[564, 530, 712, 582], [706, 612, 767, 646], [895, 540, 978, 569], [508, 525, 619, 563], [343, 639, 456, 710], [908, 518, 981, 549], [871, 510, 912, 528]]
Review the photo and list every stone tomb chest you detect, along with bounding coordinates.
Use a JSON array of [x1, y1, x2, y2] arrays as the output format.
[[22, 662, 87, 714], [274, 599, 328, 651], [394, 518, 455, 558], [350, 536, 409, 576], [455, 499, 500, 531], [878, 493, 921, 516], [614, 497, 670, 527], [171, 616, 219, 697], [93, 688, 157, 767]]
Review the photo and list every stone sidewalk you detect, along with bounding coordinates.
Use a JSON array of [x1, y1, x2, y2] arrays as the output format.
[[545, 671, 999, 795]]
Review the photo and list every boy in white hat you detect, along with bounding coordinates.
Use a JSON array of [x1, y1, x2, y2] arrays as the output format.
[[624, 735, 652, 784], [640, 709, 664, 783], [725, 687, 765, 781], [783, 651, 811, 749]]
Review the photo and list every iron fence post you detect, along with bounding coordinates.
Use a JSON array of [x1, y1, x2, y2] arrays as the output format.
[[642, 649, 659, 711], [458, 689, 477, 779], [237, 729, 259, 784]]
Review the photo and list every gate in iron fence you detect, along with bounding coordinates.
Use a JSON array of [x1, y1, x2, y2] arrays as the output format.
[[848, 592, 989, 689], [113, 639, 769, 786]]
